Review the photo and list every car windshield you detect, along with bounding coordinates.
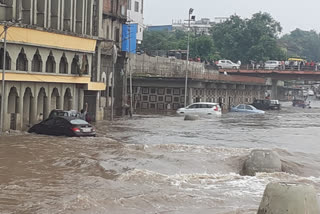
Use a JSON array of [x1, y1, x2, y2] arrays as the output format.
[[70, 119, 88, 125]]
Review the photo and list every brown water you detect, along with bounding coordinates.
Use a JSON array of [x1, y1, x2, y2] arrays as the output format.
[[1, 102, 320, 214]]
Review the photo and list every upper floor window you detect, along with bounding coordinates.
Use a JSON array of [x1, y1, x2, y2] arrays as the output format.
[[0, 48, 11, 70], [134, 1, 139, 12], [32, 49, 42, 72], [127, 0, 131, 10], [16, 48, 28, 71], [46, 51, 56, 73], [59, 53, 68, 74]]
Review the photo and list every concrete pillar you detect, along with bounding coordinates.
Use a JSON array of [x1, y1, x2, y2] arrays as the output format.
[[59, 0, 64, 31], [78, 88, 84, 111], [187, 87, 193, 105], [87, 0, 93, 35], [12, 0, 17, 20], [44, 92, 51, 119], [33, 0, 37, 25], [30, 94, 37, 125], [258, 182, 320, 214], [97, 0, 103, 37], [72, 0, 77, 32], [17, 94, 23, 130], [97, 46, 102, 82], [271, 79, 278, 100], [47, 0, 51, 28], [57, 93, 63, 109]]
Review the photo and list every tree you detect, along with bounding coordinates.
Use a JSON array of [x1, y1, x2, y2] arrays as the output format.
[[211, 12, 285, 63], [279, 29, 320, 61]]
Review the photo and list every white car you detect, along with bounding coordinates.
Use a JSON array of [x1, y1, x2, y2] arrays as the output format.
[[176, 102, 222, 116], [217, 60, 240, 69], [264, 60, 281, 70]]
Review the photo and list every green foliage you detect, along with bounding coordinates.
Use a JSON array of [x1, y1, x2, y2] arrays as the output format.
[[142, 30, 216, 61], [279, 29, 320, 61], [211, 12, 285, 63]]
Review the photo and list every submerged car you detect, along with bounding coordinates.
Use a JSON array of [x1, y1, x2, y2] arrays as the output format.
[[292, 99, 306, 108], [251, 99, 280, 110], [28, 116, 96, 137], [230, 104, 265, 114], [176, 102, 222, 116]]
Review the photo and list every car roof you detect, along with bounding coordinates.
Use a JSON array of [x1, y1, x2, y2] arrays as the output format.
[[189, 102, 219, 105]]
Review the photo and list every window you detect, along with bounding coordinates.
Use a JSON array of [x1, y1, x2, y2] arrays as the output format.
[[46, 51, 56, 73], [115, 28, 120, 43], [32, 50, 42, 72], [238, 105, 245, 110], [59, 53, 68, 74], [246, 105, 253, 110], [127, 0, 131, 10], [0, 48, 11, 70], [134, 1, 139, 12], [71, 55, 80, 74], [16, 48, 28, 71]]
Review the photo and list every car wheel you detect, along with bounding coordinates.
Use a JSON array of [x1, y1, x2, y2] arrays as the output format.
[[232, 66, 237, 69]]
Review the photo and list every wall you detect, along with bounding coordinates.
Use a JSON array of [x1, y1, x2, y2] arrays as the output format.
[[127, 0, 144, 41]]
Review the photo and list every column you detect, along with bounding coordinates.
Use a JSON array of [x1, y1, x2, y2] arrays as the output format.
[[47, 0, 51, 28], [187, 88, 193, 105], [44, 92, 51, 119], [87, 0, 93, 35], [271, 79, 278, 100], [57, 94, 63, 109], [72, 0, 77, 32], [59, 0, 64, 31]]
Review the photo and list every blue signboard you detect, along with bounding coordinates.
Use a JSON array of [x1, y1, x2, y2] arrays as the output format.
[[122, 23, 137, 54]]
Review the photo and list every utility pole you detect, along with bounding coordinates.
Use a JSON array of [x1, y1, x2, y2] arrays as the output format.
[[0, 23, 8, 134], [184, 8, 194, 107], [111, 44, 117, 121], [128, 21, 133, 117]]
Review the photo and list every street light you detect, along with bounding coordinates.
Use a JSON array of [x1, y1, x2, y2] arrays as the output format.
[[184, 8, 194, 107]]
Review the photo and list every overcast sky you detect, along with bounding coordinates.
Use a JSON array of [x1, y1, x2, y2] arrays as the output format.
[[144, 0, 320, 34]]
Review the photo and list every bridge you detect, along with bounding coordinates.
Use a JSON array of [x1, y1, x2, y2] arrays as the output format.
[[219, 69, 320, 81]]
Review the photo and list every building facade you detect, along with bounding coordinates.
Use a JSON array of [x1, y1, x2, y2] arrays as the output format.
[[127, 0, 144, 43], [0, 0, 108, 131]]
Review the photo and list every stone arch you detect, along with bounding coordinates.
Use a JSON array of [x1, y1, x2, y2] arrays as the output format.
[[32, 49, 43, 72], [0, 48, 11, 70], [51, 88, 60, 110], [46, 51, 56, 73], [59, 53, 68, 74], [7, 86, 19, 113], [71, 55, 80, 75], [8, 86, 19, 130], [16, 48, 28, 71], [23, 87, 33, 129], [37, 87, 47, 121], [63, 88, 73, 110]]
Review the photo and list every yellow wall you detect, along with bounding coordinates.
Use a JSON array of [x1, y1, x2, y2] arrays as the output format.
[[0, 72, 106, 91], [0, 25, 96, 52]]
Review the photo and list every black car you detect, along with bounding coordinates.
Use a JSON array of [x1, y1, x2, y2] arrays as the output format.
[[252, 99, 281, 110], [28, 116, 96, 137]]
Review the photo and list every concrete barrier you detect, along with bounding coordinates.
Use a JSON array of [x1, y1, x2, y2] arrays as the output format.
[[184, 115, 200, 121], [258, 182, 320, 214], [242, 149, 282, 176]]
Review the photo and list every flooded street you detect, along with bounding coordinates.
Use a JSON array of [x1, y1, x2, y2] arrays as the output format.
[[1, 102, 320, 214]]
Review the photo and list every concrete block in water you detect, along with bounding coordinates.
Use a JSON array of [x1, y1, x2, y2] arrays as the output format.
[[242, 149, 282, 176], [258, 182, 320, 214], [184, 115, 200, 121]]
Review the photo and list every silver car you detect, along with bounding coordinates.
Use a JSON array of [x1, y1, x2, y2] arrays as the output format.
[[217, 60, 240, 69]]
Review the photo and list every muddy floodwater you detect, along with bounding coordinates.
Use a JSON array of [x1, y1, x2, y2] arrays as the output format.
[[1, 102, 320, 214]]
